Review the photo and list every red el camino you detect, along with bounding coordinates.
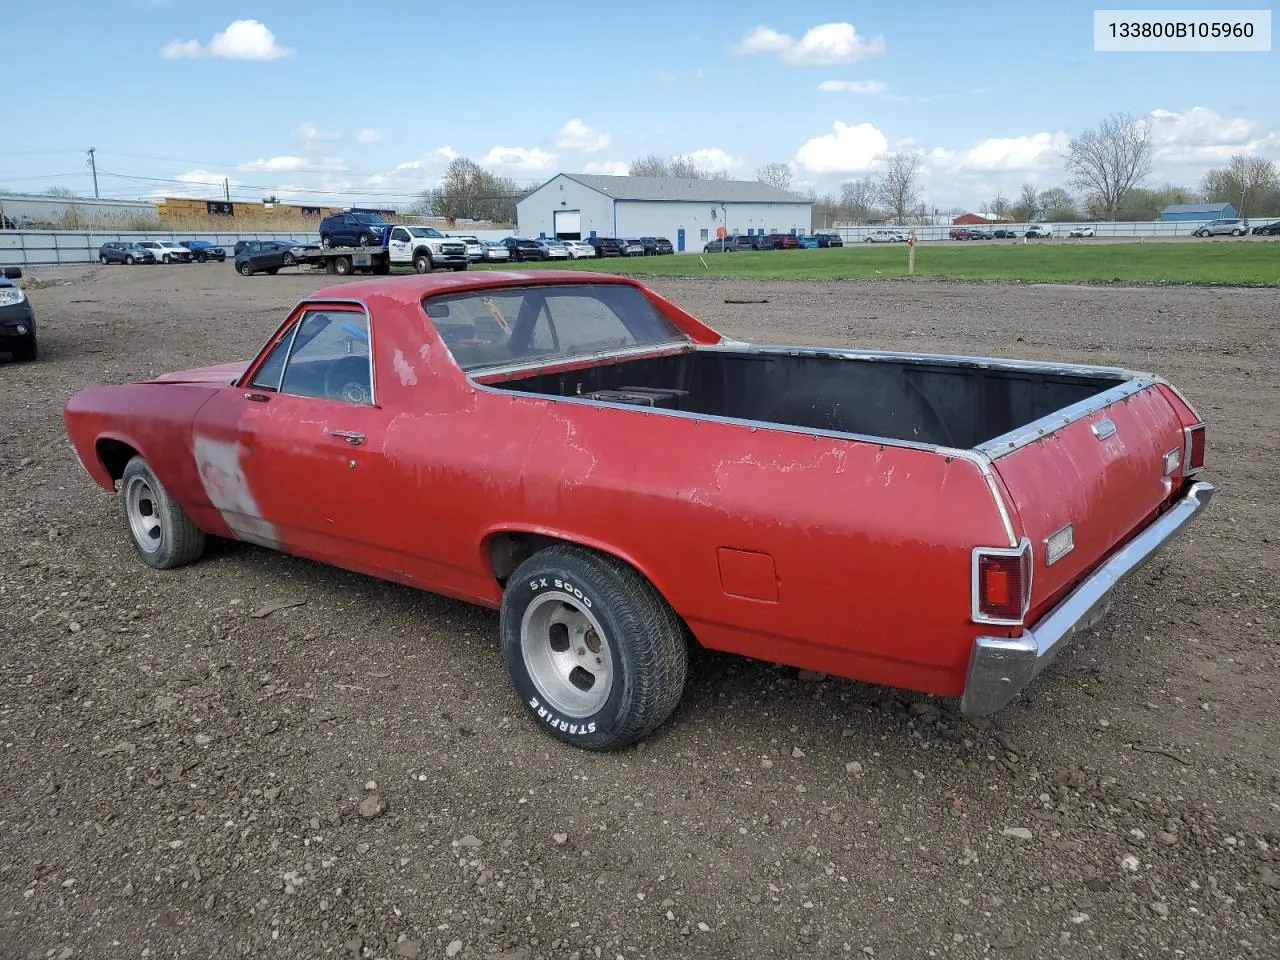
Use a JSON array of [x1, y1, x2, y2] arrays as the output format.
[[64, 271, 1213, 749]]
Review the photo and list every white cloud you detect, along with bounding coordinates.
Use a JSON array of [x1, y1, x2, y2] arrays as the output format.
[[928, 132, 1068, 173], [236, 155, 347, 173], [160, 19, 293, 61], [818, 79, 885, 94], [733, 22, 884, 65], [161, 39, 201, 60], [295, 122, 342, 151], [794, 121, 889, 173], [582, 160, 630, 176], [437, 146, 459, 161], [355, 129, 384, 144], [481, 146, 557, 172], [674, 147, 743, 174], [555, 118, 611, 152], [1146, 106, 1279, 167], [151, 170, 243, 200]]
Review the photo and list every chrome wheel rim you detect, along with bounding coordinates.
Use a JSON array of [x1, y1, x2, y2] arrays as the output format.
[[521, 591, 613, 718], [124, 475, 163, 554]]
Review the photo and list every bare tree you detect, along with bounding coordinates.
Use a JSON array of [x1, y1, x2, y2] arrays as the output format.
[[1202, 153, 1278, 216], [1038, 186, 1080, 221], [44, 186, 79, 199], [668, 155, 707, 179], [876, 153, 921, 224], [628, 154, 669, 178], [1011, 183, 1039, 222], [756, 162, 793, 191], [1064, 112, 1153, 220], [987, 192, 1010, 220], [839, 176, 877, 223], [429, 157, 530, 223]]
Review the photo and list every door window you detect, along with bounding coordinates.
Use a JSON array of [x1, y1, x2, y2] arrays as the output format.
[[279, 310, 374, 404], [391, 227, 411, 242]]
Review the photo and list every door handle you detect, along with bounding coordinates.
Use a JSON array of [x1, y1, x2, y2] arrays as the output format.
[[329, 430, 365, 446], [244, 392, 270, 402]]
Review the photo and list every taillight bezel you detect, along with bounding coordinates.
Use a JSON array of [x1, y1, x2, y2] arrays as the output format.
[[971, 538, 1034, 626], [1182, 423, 1205, 476]]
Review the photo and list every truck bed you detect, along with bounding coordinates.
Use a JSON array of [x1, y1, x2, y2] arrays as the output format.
[[489, 345, 1131, 450]]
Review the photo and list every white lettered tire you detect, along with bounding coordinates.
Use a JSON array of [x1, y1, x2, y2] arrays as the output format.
[[500, 545, 688, 751]]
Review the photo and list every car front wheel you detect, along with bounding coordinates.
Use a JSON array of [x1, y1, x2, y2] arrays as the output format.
[[238, 261, 254, 276], [501, 544, 688, 751], [120, 456, 206, 570], [125, 255, 135, 265]]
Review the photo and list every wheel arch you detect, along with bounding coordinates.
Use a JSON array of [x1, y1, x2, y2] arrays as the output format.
[[482, 527, 688, 630], [95, 434, 143, 485]]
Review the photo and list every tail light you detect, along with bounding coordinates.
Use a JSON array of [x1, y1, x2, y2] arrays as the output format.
[[1182, 424, 1205, 476], [972, 539, 1033, 625]]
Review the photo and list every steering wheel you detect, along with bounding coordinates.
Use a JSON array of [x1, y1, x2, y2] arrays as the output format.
[[323, 355, 372, 404]]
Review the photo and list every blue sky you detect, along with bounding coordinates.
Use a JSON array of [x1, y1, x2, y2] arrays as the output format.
[[2, 1, 1274, 209]]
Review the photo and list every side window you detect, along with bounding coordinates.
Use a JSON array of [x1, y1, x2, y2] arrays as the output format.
[[279, 310, 373, 405], [250, 334, 292, 391], [391, 227, 410, 242], [699, 229, 709, 241]]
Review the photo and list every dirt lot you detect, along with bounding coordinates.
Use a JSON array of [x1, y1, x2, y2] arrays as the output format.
[[2, 264, 1276, 960]]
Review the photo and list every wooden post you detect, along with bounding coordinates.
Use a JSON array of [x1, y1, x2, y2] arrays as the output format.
[[907, 230, 916, 276]]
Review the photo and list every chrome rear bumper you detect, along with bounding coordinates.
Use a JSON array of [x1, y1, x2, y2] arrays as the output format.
[[960, 480, 1215, 717]]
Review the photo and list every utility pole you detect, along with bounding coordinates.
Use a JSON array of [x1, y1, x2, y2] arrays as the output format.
[[87, 148, 99, 198], [224, 178, 230, 202]]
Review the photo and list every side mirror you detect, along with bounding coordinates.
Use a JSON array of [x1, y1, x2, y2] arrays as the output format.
[[3, 267, 22, 280]]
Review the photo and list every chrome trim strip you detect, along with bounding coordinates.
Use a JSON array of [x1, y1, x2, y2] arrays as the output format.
[[970, 538, 1033, 625], [976, 377, 1153, 460], [466, 341, 694, 380], [937, 447, 1019, 547], [960, 480, 1215, 717]]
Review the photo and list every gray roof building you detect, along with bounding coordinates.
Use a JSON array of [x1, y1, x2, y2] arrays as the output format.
[[557, 174, 808, 205]]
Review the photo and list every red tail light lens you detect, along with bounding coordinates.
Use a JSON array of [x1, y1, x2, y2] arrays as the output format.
[[973, 540, 1033, 624], [1183, 424, 1205, 475]]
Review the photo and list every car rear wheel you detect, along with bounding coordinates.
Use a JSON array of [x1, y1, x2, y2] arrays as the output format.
[[238, 262, 254, 276], [320, 235, 332, 249], [501, 544, 688, 751], [333, 256, 353, 276], [120, 456, 206, 570]]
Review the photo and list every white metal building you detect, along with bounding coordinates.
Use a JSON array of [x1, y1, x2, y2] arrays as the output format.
[[516, 174, 812, 252], [0, 192, 157, 230]]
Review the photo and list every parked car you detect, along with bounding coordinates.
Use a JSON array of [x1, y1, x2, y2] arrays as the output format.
[[63, 270, 1214, 750], [535, 240, 571, 260], [1068, 226, 1096, 238], [1251, 220, 1280, 235], [633, 238, 659, 256], [480, 241, 511, 262], [652, 237, 675, 255], [748, 234, 777, 250], [318, 212, 391, 248], [98, 241, 156, 265], [0, 266, 36, 362], [796, 235, 820, 248], [585, 237, 626, 257], [813, 233, 843, 248], [949, 227, 970, 240], [452, 235, 486, 262], [968, 228, 995, 240], [620, 239, 646, 257], [992, 228, 1020, 239], [501, 238, 545, 262], [703, 238, 739, 253], [1193, 218, 1249, 237], [180, 240, 227, 262], [864, 229, 905, 243], [235, 240, 317, 276], [561, 239, 597, 259], [1024, 225, 1053, 239], [135, 240, 192, 264]]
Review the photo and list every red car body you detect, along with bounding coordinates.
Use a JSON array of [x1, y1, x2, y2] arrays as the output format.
[[64, 271, 1213, 733]]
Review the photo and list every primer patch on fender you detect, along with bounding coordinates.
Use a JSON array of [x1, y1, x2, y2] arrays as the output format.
[[193, 434, 279, 547]]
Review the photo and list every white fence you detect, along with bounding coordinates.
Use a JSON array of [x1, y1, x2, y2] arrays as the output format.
[[833, 219, 1223, 244], [0, 228, 516, 267]]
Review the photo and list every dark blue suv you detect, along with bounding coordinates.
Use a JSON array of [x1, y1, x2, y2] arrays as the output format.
[[319, 212, 391, 248]]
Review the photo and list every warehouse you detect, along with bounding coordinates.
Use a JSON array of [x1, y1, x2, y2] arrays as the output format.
[[516, 174, 812, 251], [1159, 202, 1237, 221], [0, 192, 156, 230]]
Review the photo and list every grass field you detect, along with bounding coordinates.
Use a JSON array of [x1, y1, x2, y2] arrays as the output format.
[[480, 241, 1280, 285]]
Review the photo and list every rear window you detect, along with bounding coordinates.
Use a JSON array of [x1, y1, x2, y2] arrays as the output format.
[[422, 283, 688, 371]]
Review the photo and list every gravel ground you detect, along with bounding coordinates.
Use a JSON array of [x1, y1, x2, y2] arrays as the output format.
[[1, 264, 1276, 960]]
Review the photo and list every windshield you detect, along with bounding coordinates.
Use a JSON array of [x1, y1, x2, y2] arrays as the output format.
[[408, 226, 444, 238], [423, 283, 689, 372]]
